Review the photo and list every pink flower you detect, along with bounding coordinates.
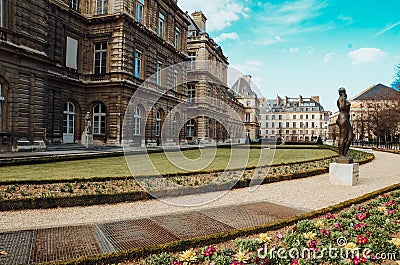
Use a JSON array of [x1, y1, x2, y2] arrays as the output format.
[[357, 235, 369, 245], [385, 200, 396, 207], [356, 213, 367, 221], [324, 213, 336, 219], [172, 261, 183, 265], [352, 256, 367, 265], [290, 259, 299, 265], [277, 232, 284, 239], [308, 240, 316, 248], [365, 231, 371, 237], [382, 193, 390, 199], [202, 245, 216, 257], [388, 210, 398, 216], [319, 229, 331, 238], [334, 223, 343, 229]]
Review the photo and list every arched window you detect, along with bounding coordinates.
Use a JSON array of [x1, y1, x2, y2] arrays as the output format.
[[186, 119, 195, 137], [93, 103, 106, 134], [155, 110, 162, 136], [133, 106, 141, 136]]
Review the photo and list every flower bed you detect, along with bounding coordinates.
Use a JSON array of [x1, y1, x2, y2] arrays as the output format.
[[139, 190, 400, 265], [0, 149, 373, 210]]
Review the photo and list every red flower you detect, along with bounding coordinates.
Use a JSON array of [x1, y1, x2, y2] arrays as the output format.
[[385, 200, 396, 207], [365, 231, 371, 237], [324, 213, 336, 219], [357, 235, 369, 245], [382, 193, 390, 199], [172, 261, 183, 265], [356, 213, 367, 221], [352, 256, 367, 265], [354, 223, 367, 230], [292, 226, 297, 232], [290, 259, 299, 265], [202, 245, 216, 257], [308, 240, 316, 248], [320, 229, 331, 238], [334, 223, 343, 229]]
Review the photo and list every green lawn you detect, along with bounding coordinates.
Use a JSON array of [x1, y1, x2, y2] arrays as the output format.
[[0, 148, 337, 182]]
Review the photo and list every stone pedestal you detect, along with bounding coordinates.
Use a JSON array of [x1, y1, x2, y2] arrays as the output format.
[[81, 132, 93, 149], [329, 163, 359, 186]]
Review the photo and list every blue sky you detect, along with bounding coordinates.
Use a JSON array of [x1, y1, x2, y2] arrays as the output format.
[[178, 0, 400, 111]]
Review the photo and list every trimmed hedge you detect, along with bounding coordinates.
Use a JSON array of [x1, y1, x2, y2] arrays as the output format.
[[38, 181, 400, 265]]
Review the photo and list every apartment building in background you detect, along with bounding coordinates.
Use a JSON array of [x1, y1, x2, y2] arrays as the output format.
[[259, 95, 329, 142]]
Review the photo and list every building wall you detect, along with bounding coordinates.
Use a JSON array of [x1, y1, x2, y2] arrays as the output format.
[[259, 96, 328, 142]]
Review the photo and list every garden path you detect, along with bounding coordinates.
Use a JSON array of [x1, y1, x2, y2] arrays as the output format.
[[1, 150, 399, 232]]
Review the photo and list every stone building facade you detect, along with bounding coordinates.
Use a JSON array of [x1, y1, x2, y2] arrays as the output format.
[[231, 75, 260, 141], [259, 95, 329, 142], [0, 1, 247, 151], [185, 11, 245, 144]]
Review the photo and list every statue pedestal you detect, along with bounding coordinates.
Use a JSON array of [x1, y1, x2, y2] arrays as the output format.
[[329, 163, 359, 186], [81, 132, 93, 149]]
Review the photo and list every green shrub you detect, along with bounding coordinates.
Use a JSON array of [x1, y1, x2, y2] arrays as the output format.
[[145, 252, 174, 265], [234, 238, 259, 252]]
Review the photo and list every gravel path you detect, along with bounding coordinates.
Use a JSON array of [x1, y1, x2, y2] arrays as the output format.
[[1, 150, 399, 232]]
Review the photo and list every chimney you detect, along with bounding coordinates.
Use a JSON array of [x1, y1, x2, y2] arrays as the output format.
[[311, 96, 320, 103], [192, 11, 207, 32], [277, 95, 282, 105], [284, 96, 289, 105], [299, 95, 302, 104]]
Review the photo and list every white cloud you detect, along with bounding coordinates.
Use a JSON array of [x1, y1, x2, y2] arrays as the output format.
[[289, 47, 299, 54], [324, 52, 335, 63], [254, 0, 331, 45], [213, 32, 239, 43], [337, 15, 353, 25], [348, 48, 387, 65], [178, 0, 246, 31], [231, 61, 264, 76]]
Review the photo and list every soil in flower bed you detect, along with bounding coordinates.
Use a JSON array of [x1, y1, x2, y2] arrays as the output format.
[[119, 190, 400, 265]]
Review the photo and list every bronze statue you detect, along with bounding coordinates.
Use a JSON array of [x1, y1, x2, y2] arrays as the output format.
[[336, 87, 354, 164]]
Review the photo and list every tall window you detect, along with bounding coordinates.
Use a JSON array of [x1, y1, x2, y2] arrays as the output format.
[[63, 102, 75, 134], [156, 61, 162, 85], [66, 36, 78, 69], [134, 50, 142, 78], [70, 0, 79, 10], [0, 0, 3, 27], [172, 115, 178, 137], [188, 52, 196, 69], [158, 13, 164, 38], [174, 27, 180, 48], [173, 69, 178, 91], [94, 42, 107, 75], [188, 85, 195, 103], [0, 84, 4, 127], [136, 0, 144, 22], [155, 111, 162, 136], [93, 104, 106, 134], [246, 113, 250, 122], [133, 106, 141, 135], [186, 119, 195, 137], [95, 0, 108, 15]]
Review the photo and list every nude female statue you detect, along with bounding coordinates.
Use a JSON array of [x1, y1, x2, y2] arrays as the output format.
[[336, 87, 354, 163]]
